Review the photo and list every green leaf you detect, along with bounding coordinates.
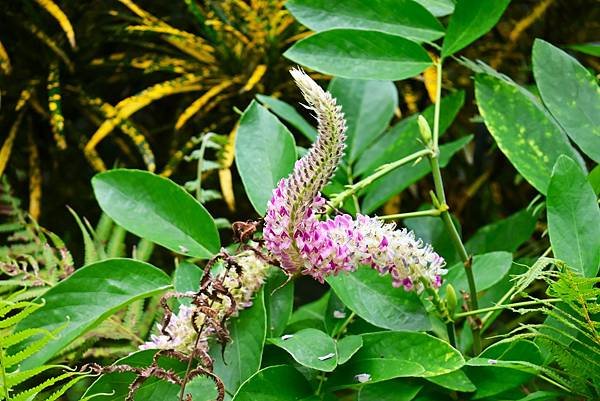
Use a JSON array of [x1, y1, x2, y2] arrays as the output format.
[[83, 349, 217, 401], [412, 0, 454, 16], [465, 208, 538, 255], [67, 206, 98, 266], [16, 258, 171, 369], [425, 369, 476, 392], [92, 169, 220, 259], [327, 331, 464, 389], [547, 155, 600, 277], [533, 39, 600, 162], [327, 267, 431, 331], [567, 42, 600, 57], [286, 0, 444, 42], [361, 135, 472, 213], [284, 29, 432, 81], [328, 78, 398, 162], [173, 261, 203, 307], [356, 90, 464, 175], [443, 252, 513, 298], [269, 328, 338, 371], [232, 365, 314, 401], [256, 94, 317, 141], [264, 269, 294, 337], [358, 379, 422, 401], [589, 165, 600, 195], [466, 340, 542, 400], [336, 335, 363, 364], [212, 289, 267, 395], [286, 292, 329, 332], [235, 101, 297, 216], [442, 0, 510, 57], [475, 73, 582, 194]]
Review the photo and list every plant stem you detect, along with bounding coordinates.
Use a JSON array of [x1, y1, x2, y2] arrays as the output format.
[[427, 59, 481, 354], [328, 148, 432, 211], [454, 297, 574, 318], [345, 166, 361, 214], [378, 208, 441, 221]]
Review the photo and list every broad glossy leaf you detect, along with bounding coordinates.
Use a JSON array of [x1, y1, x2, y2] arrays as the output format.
[[425, 369, 475, 392], [356, 90, 464, 175], [235, 101, 297, 216], [324, 291, 350, 336], [589, 165, 600, 195], [265, 269, 294, 338], [327, 267, 430, 331], [443, 252, 513, 298], [256, 94, 317, 141], [533, 39, 600, 162], [212, 289, 267, 395], [327, 331, 464, 389], [336, 335, 363, 364], [547, 155, 600, 277], [232, 365, 313, 401], [286, 0, 444, 42], [285, 29, 432, 80], [413, 0, 454, 16], [269, 328, 337, 371], [465, 209, 538, 255], [567, 42, 600, 57], [84, 349, 217, 401], [358, 379, 422, 401], [475, 74, 582, 194], [17, 259, 171, 369], [405, 206, 461, 265], [286, 292, 329, 332], [92, 169, 220, 258], [442, 0, 510, 57], [361, 135, 472, 213], [328, 78, 397, 162], [466, 340, 542, 399], [173, 261, 203, 307]]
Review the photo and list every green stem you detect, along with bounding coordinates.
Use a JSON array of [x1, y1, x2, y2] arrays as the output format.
[[335, 311, 356, 340], [345, 166, 361, 214], [427, 58, 481, 354], [378, 208, 441, 221], [454, 297, 572, 318], [328, 148, 432, 211]]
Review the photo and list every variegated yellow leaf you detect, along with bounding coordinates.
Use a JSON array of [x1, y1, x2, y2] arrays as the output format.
[[175, 80, 234, 130], [47, 61, 67, 150], [85, 74, 202, 153], [0, 112, 24, 177], [241, 64, 267, 93], [35, 0, 76, 48], [0, 39, 11, 75], [423, 64, 438, 103], [219, 123, 237, 169], [28, 133, 42, 220], [16, 86, 34, 112], [26, 23, 74, 72], [219, 167, 236, 211]]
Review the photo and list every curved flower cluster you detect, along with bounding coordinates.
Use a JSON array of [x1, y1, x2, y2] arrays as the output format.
[[264, 69, 446, 292], [263, 68, 347, 272], [140, 250, 269, 354]]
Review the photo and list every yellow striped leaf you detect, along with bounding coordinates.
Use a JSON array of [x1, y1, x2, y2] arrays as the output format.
[[219, 168, 235, 211], [175, 80, 233, 130], [0, 113, 24, 177], [85, 74, 202, 153], [0, 39, 11, 75], [241, 64, 267, 93], [47, 61, 67, 150], [27, 134, 42, 220], [26, 23, 74, 72], [35, 0, 76, 48]]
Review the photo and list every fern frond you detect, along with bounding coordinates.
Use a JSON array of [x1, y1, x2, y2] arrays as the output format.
[[34, 0, 76, 48], [4, 326, 59, 368], [8, 371, 81, 401], [0, 301, 42, 328], [5, 365, 67, 390], [66, 207, 99, 266], [3, 328, 48, 349], [46, 62, 66, 150], [0, 40, 10, 75]]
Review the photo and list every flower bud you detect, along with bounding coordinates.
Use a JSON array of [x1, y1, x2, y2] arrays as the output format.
[[445, 283, 458, 318], [417, 115, 432, 146]]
